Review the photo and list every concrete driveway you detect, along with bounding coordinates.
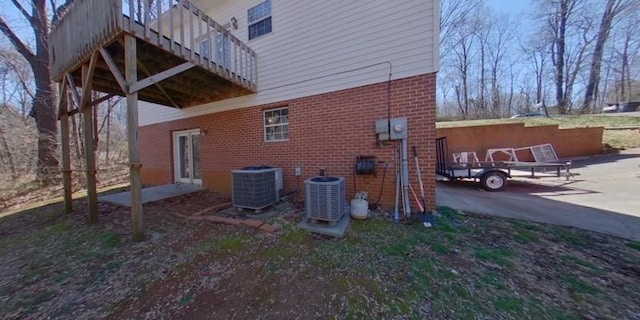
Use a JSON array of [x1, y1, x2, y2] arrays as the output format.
[[436, 148, 640, 240], [594, 111, 640, 117]]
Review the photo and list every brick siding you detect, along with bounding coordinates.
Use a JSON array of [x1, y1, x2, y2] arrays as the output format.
[[139, 73, 437, 211]]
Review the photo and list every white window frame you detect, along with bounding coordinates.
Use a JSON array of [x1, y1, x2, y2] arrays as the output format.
[[263, 107, 289, 142], [248, 0, 272, 40], [173, 129, 202, 185]]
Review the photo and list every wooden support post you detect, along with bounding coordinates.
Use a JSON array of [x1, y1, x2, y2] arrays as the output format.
[[59, 82, 73, 214], [81, 64, 98, 224], [125, 34, 145, 242]]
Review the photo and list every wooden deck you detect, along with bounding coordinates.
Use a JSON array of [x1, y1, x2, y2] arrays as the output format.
[[50, 0, 257, 108]]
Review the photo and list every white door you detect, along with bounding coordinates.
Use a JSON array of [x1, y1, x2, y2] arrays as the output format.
[[173, 129, 201, 184]]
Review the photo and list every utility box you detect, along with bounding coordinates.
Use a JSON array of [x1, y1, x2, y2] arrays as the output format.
[[375, 119, 390, 141], [375, 117, 407, 141], [389, 117, 408, 139]]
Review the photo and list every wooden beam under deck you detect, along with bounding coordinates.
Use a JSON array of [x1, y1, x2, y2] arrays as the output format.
[[66, 37, 253, 108], [80, 67, 228, 108]]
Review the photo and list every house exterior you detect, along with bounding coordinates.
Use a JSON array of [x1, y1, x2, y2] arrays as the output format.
[[137, 0, 439, 210]]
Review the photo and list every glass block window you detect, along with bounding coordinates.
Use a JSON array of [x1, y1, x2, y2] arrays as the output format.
[[248, 0, 272, 40], [264, 107, 289, 142]]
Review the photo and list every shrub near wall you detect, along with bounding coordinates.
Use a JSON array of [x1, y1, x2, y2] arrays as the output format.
[[139, 73, 437, 211]]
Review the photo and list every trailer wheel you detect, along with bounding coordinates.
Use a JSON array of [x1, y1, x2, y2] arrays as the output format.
[[480, 171, 508, 191]]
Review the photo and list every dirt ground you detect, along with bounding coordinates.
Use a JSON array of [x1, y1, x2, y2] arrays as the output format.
[[2, 189, 640, 319]]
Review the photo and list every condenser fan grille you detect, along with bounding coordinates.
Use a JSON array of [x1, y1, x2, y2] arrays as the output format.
[[304, 176, 345, 222], [232, 168, 279, 210]]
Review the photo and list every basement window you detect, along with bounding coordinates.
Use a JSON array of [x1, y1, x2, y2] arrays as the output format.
[[248, 0, 272, 40], [264, 107, 289, 142]]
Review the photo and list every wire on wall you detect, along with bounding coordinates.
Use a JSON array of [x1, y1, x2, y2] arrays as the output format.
[[261, 61, 393, 92]]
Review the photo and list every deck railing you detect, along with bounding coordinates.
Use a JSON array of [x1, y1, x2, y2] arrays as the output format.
[[49, 0, 122, 81], [50, 0, 258, 91]]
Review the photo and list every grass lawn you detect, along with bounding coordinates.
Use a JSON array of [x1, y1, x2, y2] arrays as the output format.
[[437, 115, 640, 149], [2, 192, 640, 319]]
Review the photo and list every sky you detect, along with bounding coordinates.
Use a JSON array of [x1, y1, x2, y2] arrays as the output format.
[[486, 0, 530, 14], [486, 0, 535, 35], [0, 0, 536, 51]]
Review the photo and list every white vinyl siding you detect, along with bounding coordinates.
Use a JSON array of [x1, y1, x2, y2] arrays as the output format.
[[139, 0, 439, 126]]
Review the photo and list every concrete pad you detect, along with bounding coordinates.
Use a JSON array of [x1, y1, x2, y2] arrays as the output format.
[[437, 148, 640, 240], [298, 213, 350, 238], [99, 184, 204, 207]]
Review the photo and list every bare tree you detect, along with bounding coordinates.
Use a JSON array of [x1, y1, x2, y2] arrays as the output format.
[[487, 15, 516, 117], [522, 39, 548, 108], [538, 0, 599, 114], [452, 27, 475, 118], [0, 1, 59, 181], [562, 18, 597, 111], [0, 105, 37, 178], [0, 50, 35, 117], [440, 0, 484, 59], [545, 0, 580, 113], [472, 9, 490, 116], [437, 0, 640, 119], [506, 64, 516, 115], [580, 0, 637, 113], [96, 96, 123, 164], [0, 109, 17, 177], [611, 6, 640, 102]]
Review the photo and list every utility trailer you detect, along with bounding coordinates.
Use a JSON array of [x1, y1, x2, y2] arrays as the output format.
[[435, 137, 575, 191]]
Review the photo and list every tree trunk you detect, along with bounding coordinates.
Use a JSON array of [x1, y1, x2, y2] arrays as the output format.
[[533, 51, 545, 103], [106, 107, 111, 163], [581, 0, 620, 113], [600, 48, 614, 108], [555, 0, 569, 114], [621, 36, 631, 101], [478, 31, 487, 116], [32, 67, 59, 181], [72, 111, 84, 167], [507, 67, 514, 116], [0, 0, 59, 182], [462, 71, 469, 118], [491, 67, 500, 117]]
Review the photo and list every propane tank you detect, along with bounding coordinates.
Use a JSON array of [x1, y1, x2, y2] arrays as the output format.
[[350, 192, 369, 220]]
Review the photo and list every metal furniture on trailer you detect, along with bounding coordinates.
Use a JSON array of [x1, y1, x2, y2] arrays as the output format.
[[435, 137, 575, 191]]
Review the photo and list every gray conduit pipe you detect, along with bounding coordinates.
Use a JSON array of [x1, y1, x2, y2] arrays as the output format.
[[401, 137, 411, 220]]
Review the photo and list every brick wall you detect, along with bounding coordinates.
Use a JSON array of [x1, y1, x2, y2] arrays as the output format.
[[437, 123, 604, 161], [139, 73, 437, 211]]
